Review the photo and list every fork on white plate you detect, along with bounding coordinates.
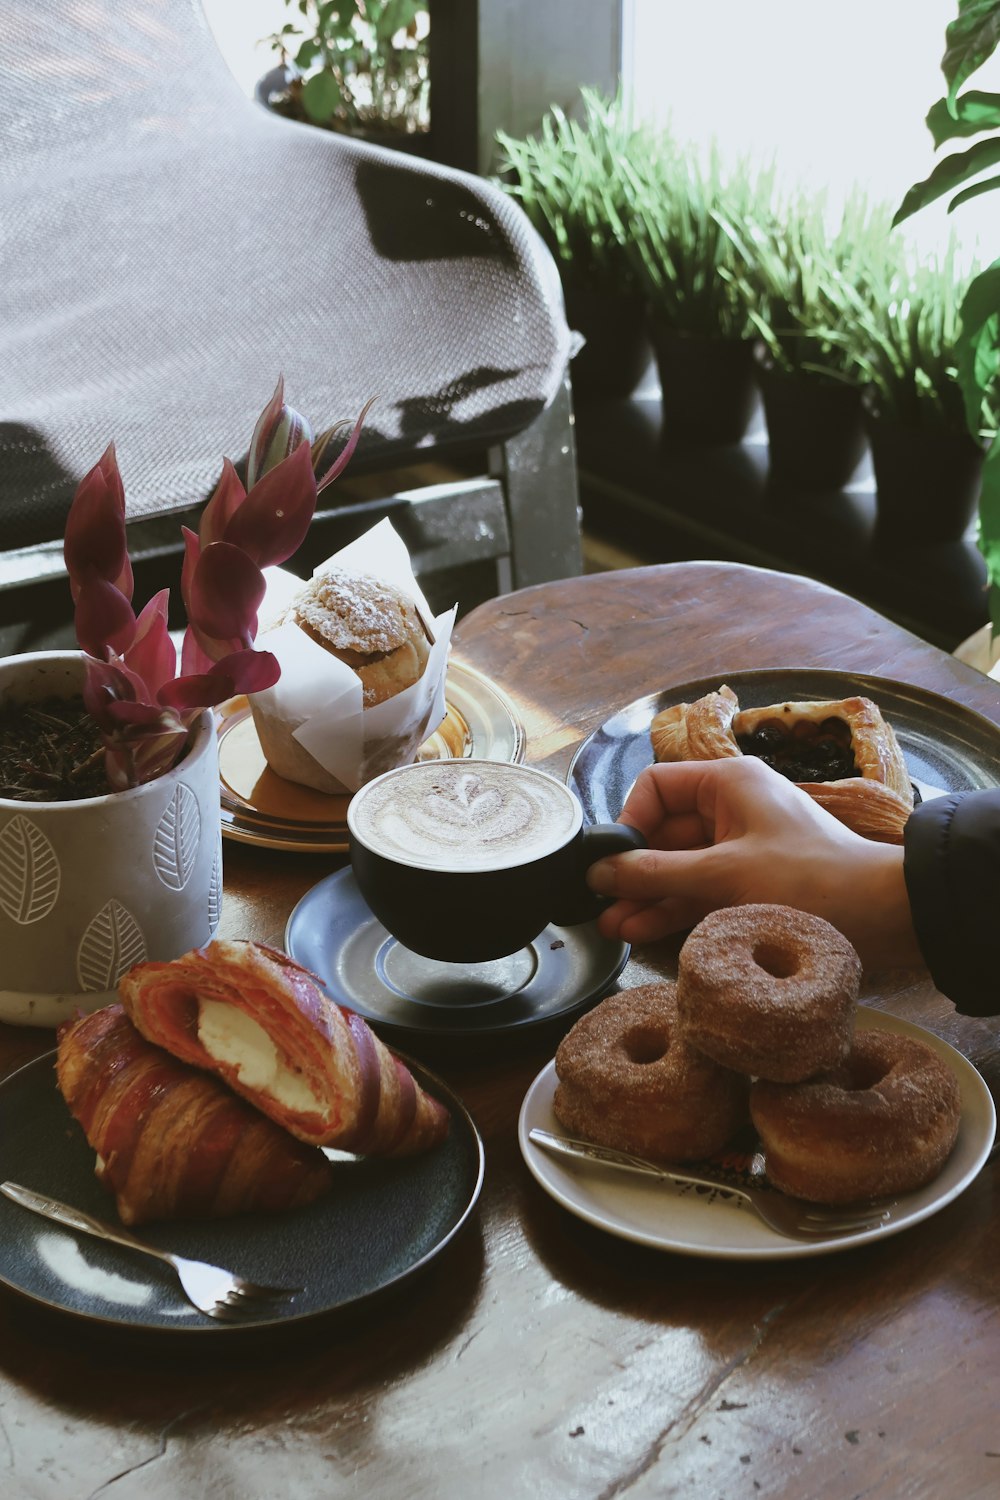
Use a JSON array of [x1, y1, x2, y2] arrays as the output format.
[[1, 1181, 302, 1321], [527, 1130, 894, 1241]]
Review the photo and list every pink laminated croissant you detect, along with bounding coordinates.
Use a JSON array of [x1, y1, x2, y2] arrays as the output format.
[[118, 940, 449, 1156]]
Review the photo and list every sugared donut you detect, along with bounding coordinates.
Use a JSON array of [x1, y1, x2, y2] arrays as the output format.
[[676, 904, 861, 1082], [553, 982, 749, 1162], [750, 1029, 961, 1203]]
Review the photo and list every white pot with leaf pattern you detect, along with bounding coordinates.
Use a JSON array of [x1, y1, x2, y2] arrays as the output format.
[[0, 653, 222, 1026]]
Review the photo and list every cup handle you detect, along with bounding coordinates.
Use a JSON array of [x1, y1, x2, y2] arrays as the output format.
[[548, 823, 647, 929]]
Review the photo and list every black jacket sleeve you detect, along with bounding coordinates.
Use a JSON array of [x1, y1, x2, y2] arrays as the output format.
[[903, 789, 1000, 1016]]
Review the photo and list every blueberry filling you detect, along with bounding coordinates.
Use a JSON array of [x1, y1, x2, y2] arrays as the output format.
[[736, 715, 858, 783]]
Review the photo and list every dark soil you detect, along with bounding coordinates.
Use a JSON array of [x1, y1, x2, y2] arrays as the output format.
[[0, 696, 110, 801]]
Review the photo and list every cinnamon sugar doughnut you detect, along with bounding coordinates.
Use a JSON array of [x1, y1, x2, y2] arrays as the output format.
[[553, 983, 749, 1162], [750, 1029, 961, 1203], [677, 905, 860, 1082]]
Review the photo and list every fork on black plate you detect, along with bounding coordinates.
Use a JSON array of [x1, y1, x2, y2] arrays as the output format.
[[1, 1181, 302, 1321]]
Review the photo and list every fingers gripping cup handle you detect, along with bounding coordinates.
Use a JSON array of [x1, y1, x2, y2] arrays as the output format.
[[548, 823, 647, 928]]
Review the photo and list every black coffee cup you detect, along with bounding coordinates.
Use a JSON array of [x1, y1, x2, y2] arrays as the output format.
[[347, 759, 645, 963]]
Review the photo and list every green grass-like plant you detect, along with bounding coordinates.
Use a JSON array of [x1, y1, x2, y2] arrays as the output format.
[[495, 89, 653, 297], [894, 0, 1000, 629], [729, 191, 898, 383], [835, 234, 977, 432], [624, 142, 775, 339]]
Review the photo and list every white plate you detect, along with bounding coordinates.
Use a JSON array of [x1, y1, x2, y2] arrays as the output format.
[[517, 1008, 996, 1261]]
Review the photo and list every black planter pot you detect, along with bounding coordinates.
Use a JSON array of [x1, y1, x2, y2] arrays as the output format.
[[757, 362, 867, 491], [561, 271, 651, 400], [865, 415, 984, 548], [648, 327, 759, 445]]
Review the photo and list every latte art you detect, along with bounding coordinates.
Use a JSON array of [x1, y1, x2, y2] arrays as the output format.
[[349, 761, 581, 870]]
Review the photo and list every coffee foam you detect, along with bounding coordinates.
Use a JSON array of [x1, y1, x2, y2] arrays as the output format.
[[350, 761, 581, 870]]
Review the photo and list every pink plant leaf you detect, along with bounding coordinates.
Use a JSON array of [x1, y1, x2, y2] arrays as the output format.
[[246, 376, 313, 490], [180, 623, 216, 678], [102, 721, 193, 790], [215, 646, 281, 694], [64, 444, 134, 602], [123, 591, 176, 697], [199, 458, 247, 550], [180, 525, 201, 620], [315, 397, 376, 492], [80, 654, 148, 729], [187, 540, 266, 648], [182, 530, 251, 662], [224, 439, 318, 567], [160, 648, 280, 711], [104, 699, 177, 728], [74, 576, 137, 659]]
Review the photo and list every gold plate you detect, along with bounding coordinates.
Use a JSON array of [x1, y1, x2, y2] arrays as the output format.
[[218, 661, 525, 853]]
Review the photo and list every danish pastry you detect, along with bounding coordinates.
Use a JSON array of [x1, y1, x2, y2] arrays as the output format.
[[651, 686, 913, 842]]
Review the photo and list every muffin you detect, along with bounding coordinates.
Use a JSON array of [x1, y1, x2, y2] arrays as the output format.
[[250, 568, 435, 793], [290, 568, 431, 706]]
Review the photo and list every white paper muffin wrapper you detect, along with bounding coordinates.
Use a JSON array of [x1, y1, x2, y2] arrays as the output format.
[[247, 518, 456, 794]]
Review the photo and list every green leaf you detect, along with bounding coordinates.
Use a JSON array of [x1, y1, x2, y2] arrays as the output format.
[[381, 0, 422, 36], [976, 433, 1000, 629], [942, 0, 1000, 109], [958, 261, 1000, 349], [949, 171, 1000, 210], [301, 69, 342, 121], [893, 137, 1000, 224], [927, 90, 1000, 144], [957, 264, 1000, 431], [295, 37, 320, 67]]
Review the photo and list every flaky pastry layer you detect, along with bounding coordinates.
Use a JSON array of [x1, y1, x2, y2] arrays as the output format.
[[650, 686, 913, 843]]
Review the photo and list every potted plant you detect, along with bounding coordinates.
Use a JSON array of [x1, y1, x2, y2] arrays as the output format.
[[495, 90, 655, 400], [257, 0, 431, 153], [836, 235, 987, 548], [0, 382, 366, 1026], [626, 141, 772, 445], [734, 190, 883, 491], [892, 0, 1000, 630]]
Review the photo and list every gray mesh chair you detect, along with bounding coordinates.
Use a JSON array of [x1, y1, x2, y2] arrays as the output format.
[[0, 0, 581, 649]]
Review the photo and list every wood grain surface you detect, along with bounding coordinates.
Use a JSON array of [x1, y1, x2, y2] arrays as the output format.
[[1, 562, 998, 1500]]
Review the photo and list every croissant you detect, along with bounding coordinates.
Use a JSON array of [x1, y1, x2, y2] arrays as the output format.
[[56, 1006, 334, 1225], [651, 686, 913, 844], [119, 939, 450, 1155]]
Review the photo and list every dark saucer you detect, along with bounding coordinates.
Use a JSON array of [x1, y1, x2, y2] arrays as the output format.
[[284, 868, 630, 1041]]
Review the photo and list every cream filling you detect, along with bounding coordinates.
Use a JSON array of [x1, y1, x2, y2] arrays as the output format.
[[197, 1001, 322, 1116]]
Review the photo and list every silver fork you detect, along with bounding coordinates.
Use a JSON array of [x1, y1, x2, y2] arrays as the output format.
[[1, 1181, 302, 1321], [527, 1130, 894, 1242]]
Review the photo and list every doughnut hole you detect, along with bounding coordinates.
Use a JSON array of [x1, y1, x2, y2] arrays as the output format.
[[676, 904, 861, 1082], [622, 1023, 670, 1066], [837, 1052, 893, 1092], [752, 943, 800, 980], [750, 1030, 962, 1202], [553, 982, 751, 1162]]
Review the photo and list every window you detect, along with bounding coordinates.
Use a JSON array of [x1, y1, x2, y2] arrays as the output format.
[[622, 0, 996, 265]]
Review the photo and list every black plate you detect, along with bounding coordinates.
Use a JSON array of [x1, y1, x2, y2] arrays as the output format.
[[0, 1051, 483, 1335], [285, 868, 630, 1041], [568, 668, 1000, 823]]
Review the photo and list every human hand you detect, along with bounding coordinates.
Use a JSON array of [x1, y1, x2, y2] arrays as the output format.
[[586, 756, 922, 969]]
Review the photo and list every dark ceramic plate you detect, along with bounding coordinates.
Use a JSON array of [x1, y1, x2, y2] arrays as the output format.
[[568, 668, 1000, 822], [0, 1051, 483, 1335], [285, 868, 630, 1041]]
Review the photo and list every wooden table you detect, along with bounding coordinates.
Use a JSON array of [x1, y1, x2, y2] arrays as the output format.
[[2, 562, 999, 1499]]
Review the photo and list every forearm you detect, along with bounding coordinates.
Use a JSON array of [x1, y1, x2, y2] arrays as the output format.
[[904, 791, 1000, 1016]]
